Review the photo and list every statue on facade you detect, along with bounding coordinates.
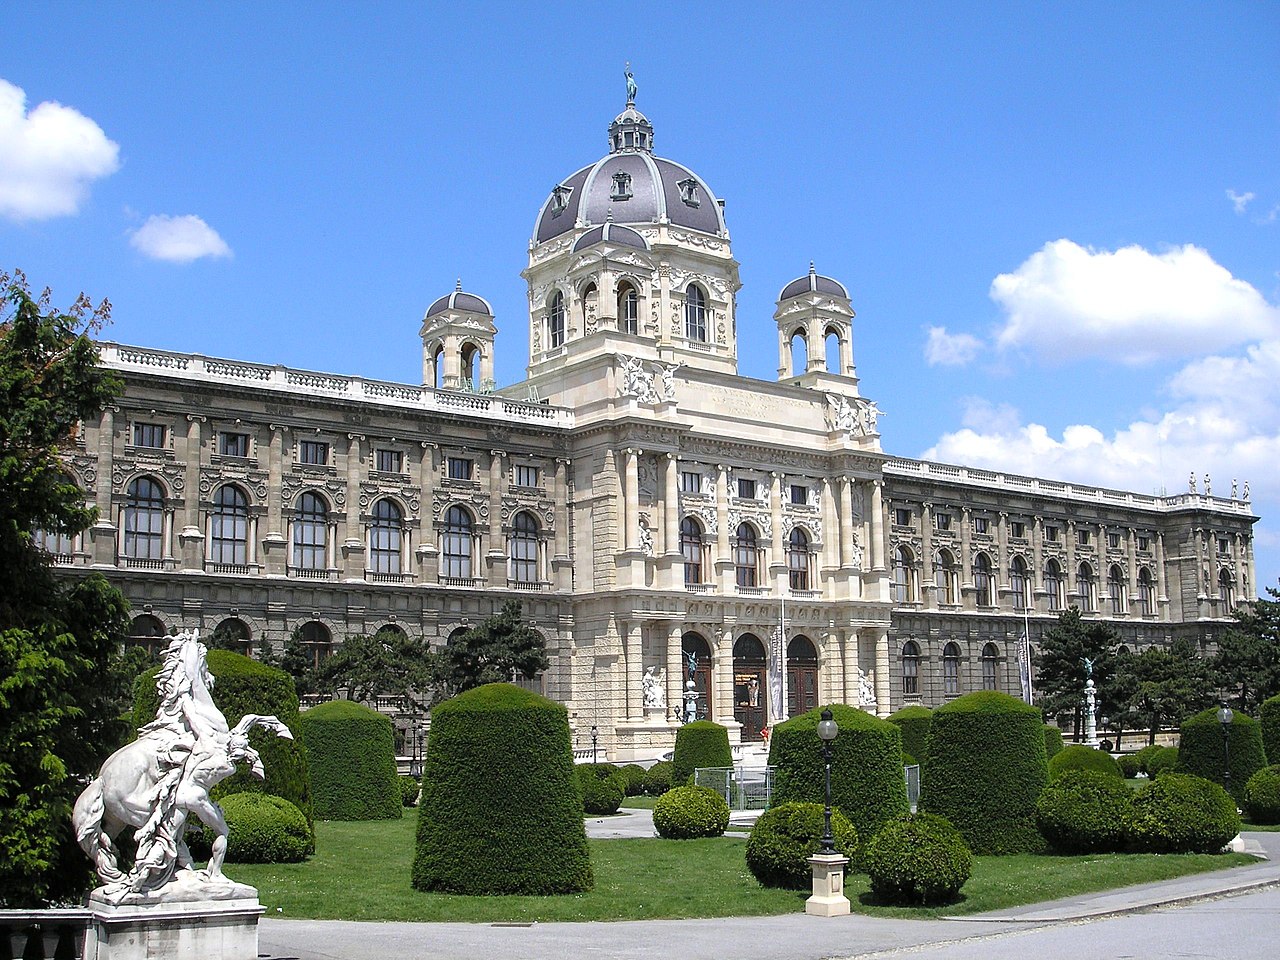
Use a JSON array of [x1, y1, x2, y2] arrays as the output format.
[[1244, 480, 1251, 501], [826, 394, 857, 433], [1189, 471, 1197, 494], [642, 665, 665, 709], [1204, 473, 1212, 497], [72, 632, 293, 903], [618, 354, 657, 403], [654, 361, 682, 402], [858, 671, 876, 708]]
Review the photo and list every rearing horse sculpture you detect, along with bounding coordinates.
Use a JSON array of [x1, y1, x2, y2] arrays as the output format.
[[72, 632, 293, 902]]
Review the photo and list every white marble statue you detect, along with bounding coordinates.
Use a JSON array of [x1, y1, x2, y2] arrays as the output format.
[[858, 671, 876, 708], [72, 632, 293, 903], [641, 665, 666, 709]]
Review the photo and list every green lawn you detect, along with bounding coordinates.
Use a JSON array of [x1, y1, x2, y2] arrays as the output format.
[[229, 818, 1256, 922], [621, 796, 657, 809]]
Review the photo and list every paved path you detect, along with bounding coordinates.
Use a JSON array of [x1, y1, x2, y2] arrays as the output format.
[[583, 806, 761, 839]]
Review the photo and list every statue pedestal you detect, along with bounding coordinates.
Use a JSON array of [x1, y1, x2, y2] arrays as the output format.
[[85, 877, 264, 960], [805, 853, 851, 917]]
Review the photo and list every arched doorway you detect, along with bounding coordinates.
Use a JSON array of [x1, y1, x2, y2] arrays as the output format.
[[733, 633, 767, 741], [787, 635, 818, 716], [681, 632, 712, 721]]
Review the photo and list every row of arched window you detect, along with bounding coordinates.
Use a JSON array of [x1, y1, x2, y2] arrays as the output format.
[[679, 517, 815, 590], [901, 640, 1005, 698], [545, 282, 708, 348]]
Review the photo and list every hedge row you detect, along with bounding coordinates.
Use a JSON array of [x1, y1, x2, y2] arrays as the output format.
[[299, 699, 402, 820], [1261, 695, 1280, 768], [1177, 708, 1268, 803], [887, 705, 932, 766]]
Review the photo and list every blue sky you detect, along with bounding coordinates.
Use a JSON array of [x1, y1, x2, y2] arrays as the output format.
[[4, 2, 1279, 593]]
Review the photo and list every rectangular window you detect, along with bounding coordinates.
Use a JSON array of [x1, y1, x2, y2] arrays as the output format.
[[132, 422, 166, 448], [1078, 529, 1091, 546], [973, 516, 989, 534], [934, 513, 952, 531], [737, 477, 756, 499], [1045, 525, 1059, 542], [375, 448, 403, 473], [447, 457, 473, 480], [895, 508, 912, 526], [1010, 521, 1025, 538], [299, 440, 329, 466], [680, 470, 702, 494], [790, 484, 808, 506], [515, 464, 539, 488], [1137, 534, 1150, 552], [1218, 537, 1231, 554], [218, 432, 250, 458], [1107, 532, 1121, 550]]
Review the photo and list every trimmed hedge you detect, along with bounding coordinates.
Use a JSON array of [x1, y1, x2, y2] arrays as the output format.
[[1128, 773, 1240, 853], [217, 793, 312, 863], [653, 785, 729, 839], [1146, 746, 1179, 778], [919, 691, 1048, 855], [768, 704, 909, 845], [887, 705, 932, 767], [412, 683, 591, 895], [1044, 725, 1065, 760], [1117, 754, 1141, 778], [1177, 708, 1267, 803], [133, 648, 313, 825], [1244, 765, 1280, 824], [1048, 744, 1123, 781], [864, 813, 971, 905], [618, 764, 648, 797], [1261, 695, 1280, 768], [745, 802, 858, 889], [642, 760, 674, 796], [300, 700, 402, 821], [399, 775, 421, 807], [672, 721, 732, 785], [577, 763, 626, 815], [1035, 771, 1134, 853], [1134, 743, 1163, 774]]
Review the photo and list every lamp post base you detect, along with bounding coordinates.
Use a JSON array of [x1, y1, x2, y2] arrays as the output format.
[[805, 853, 851, 917]]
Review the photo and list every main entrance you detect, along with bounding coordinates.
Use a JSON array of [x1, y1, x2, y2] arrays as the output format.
[[681, 632, 712, 721], [733, 633, 767, 742], [787, 635, 819, 716]]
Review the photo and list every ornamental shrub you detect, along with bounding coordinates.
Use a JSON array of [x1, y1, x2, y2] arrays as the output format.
[[1134, 743, 1163, 774], [1177, 707, 1267, 803], [1048, 744, 1123, 781], [769, 704, 909, 845], [863, 813, 972, 906], [133, 649, 313, 826], [1260, 695, 1280, 767], [300, 700, 401, 820], [745, 802, 858, 889], [887, 705, 932, 766], [1044, 726, 1064, 760], [643, 760, 674, 795], [412, 683, 591, 895], [1127, 773, 1240, 853], [618, 764, 647, 796], [577, 763, 626, 815], [653, 785, 729, 839], [1035, 770, 1134, 853], [918, 691, 1048, 855], [399, 775, 421, 807], [1117, 754, 1141, 778], [217, 793, 312, 863], [903, 752, 918, 767], [1145, 746, 1179, 778], [672, 721, 732, 785], [1243, 765, 1280, 824]]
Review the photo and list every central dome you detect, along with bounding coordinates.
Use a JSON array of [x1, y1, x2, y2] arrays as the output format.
[[533, 105, 727, 244]]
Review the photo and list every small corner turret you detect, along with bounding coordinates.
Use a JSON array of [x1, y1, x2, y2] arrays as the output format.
[[420, 280, 497, 392]]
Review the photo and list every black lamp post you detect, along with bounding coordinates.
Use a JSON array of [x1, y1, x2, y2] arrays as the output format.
[[817, 707, 839, 854], [1218, 703, 1233, 793], [591, 725, 599, 764]]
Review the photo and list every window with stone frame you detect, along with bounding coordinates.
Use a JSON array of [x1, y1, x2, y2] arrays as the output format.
[[123, 476, 165, 560], [684, 284, 707, 342], [680, 470, 703, 494], [973, 553, 994, 606], [209, 484, 249, 566], [981, 643, 1000, 691], [943, 642, 961, 696], [299, 439, 329, 466], [132, 422, 167, 449], [1046, 559, 1064, 611], [218, 431, 250, 458], [681, 516, 704, 585], [901, 640, 921, 697], [374, 448, 403, 473], [442, 505, 474, 579], [508, 511, 539, 583], [734, 523, 759, 588], [514, 464, 539, 488], [292, 492, 328, 570], [368, 498, 403, 575], [447, 457, 473, 481], [788, 527, 812, 591]]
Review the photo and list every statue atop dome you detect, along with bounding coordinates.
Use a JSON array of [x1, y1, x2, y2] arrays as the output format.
[[625, 63, 637, 106]]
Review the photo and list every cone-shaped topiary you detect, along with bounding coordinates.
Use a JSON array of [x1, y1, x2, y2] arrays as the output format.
[[919, 691, 1048, 854], [1128, 773, 1240, 853], [1261, 695, 1280, 767], [745, 802, 858, 889], [864, 813, 971, 905], [300, 699, 401, 820], [1176, 707, 1267, 803], [1044, 725, 1065, 760], [887, 705, 932, 767], [672, 721, 732, 785], [412, 683, 592, 894], [1036, 770, 1134, 853], [653, 785, 729, 839], [1048, 744, 1123, 780]]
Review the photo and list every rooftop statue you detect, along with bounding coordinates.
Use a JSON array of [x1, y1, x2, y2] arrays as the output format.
[[625, 64, 637, 105], [72, 631, 293, 903]]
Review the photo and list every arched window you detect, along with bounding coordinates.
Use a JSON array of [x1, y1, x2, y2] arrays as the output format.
[[789, 330, 808, 374], [443, 505, 474, 579], [1046, 559, 1063, 612], [824, 327, 841, 374], [299, 620, 332, 670], [734, 522, 759, 588], [933, 549, 958, 605], [786, 635, 818, 715], [1010, 556, 1029, 612], [209, 484, 249, 567], [943, 641, 961, 696], [123, 476, 165, 561], [1077, 562, 1095, 612], [681, 516, 704, 585], [33, 526, 74, 560], [369, 498, 403, 575], [1219, 568, 1235, 609], [973, 553, 993, 607], [211, 617, 251, 655], [788, 527, 812, 591], [981, 642, 1000, 691], [128, 614, 167, 658], [684, 284, 707, 342], [1136, 567, 1155, 616], [548, 291, 565, 349], [892, 545, 916, 603], [432, 344, 444, 389], [902, 640, 921, 697], [293, 492, 328, 571], [508, 510, 539, 583], [618, 282, 639, 335], [682, 632, 713, 720], [1108, 564, 1126, 614], [460, 343, 478, 389]]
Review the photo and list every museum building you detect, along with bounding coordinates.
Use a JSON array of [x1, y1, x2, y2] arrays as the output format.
[[50, 95, 1258, 759]]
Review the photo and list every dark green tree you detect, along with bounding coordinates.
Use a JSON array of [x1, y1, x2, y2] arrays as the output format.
[[1034, 609, 1122, 740], [1114, 638, 1212, 745], [316, 629, 432, 706], [276, 626, 318, 699], [1212, 590, 1280, 712], [428, 600, 549, 702], [0, 273, 133, 907]]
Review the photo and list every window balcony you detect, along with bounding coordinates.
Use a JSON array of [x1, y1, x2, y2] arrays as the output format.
[[507, 579, 549, 591], [439, 575, 485, 588], [735, 585, 769, 597], [367, 571, 414, 584], [122, 556, 167, 570], [207, 562, 254, 575], [289, 566, 337, 580], [685, 583, 716, 594]]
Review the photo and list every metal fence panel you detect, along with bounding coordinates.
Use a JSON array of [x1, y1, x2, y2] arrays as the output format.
[[694, 766, 775, 810]]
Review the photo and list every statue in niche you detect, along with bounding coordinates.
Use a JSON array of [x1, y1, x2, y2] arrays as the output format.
[[858, 671, 876, 707], [642, 665, 665, 709], [638, 515, 654, 556], [849, 530, 865, 569]]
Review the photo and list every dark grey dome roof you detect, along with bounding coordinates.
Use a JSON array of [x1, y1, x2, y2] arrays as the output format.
[[779, 265, 849, 302], [425, 285, 493, 318], [572, 221, 649, 252]]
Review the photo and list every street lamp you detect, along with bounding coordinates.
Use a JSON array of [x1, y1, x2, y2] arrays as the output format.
[[591, 725, 599, 765], [1218, 703, 1234, 793], [817, 707, 839, 854]]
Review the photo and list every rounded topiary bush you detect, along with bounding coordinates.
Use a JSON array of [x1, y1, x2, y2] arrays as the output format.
[[745, 802, 857, 889], [863, 813, 971, 906], [1048, 744, 1123, 781], [769, 704, 909, 845], [1244, 765, 1280, 825], [918, 691, 1048, 855], [671, 721, 732, 785], [1035, 770, 1134, 853], [412, 683, 591, 895], [1260, 695, 1280, 768], [887, 705, 932, 767], [133, 648, 313, 825], [1177, 708, 1267, 803], [399, 775, 421, 807], [618, 763, 648, 797], [216, 792, 312, 863], [643, 760, 673, 795], [1117, 754, 1141, 778], [577, 763, 626, 815], [1128, 773, 1241, 853], [1146, 745, 1179, 778], [1044, 725, 1065, 760], [653, 785, 729, 839], [300, 699, 401, 820]]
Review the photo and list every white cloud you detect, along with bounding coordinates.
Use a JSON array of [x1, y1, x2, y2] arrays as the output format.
[[990, 240, 1280, 365], [129, 214, 231, 263], [1228, 189, 1255, 215], [0, 78, 120, 221], [924, 326, 983, 366]]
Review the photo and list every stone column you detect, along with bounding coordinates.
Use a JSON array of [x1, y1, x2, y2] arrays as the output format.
[[715, 464, 731, 586], [839, 477, 854, 568], [842, 631, 859, 708], [622, 618, 642, 719], [959, 506, 972, 599], [341, 434, 365, 580], [874, 627, 891, 717], [1193, 527, 1207, 599], [921, 502, 934, 607], [88, 407, 118, 565], [664, 453, 679, 555], [486, 449, 506, 583], [770, 472, 784, 586], [262, 425, 287, 575], [996, 511, 1009, 594], [624, 448, 641, 551], [870, 480, 885, 572], [820, 478, 838, 571], [666, 622, 683, 721], [553, 458, 571, 588], [714, 628, 735, 726], [1032, 516, 1045, 612]]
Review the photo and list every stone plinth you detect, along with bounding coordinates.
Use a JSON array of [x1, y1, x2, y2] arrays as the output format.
[[805, 852, 851, 917], [85, 875, 264, 960]]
